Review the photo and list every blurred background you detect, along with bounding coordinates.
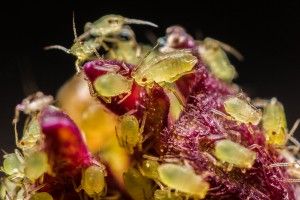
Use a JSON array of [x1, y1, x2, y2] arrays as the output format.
[[1, 0, 300, 152]]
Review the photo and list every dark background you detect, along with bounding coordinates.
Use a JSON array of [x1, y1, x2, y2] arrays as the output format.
[[1, 0, 300, 152]]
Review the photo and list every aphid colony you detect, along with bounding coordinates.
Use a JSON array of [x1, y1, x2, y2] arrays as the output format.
[[1, 14, 299, 200]]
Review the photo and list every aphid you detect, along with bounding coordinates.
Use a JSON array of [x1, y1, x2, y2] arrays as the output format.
[[24, 151, 48, 182], [262, 98, 288, 146], [93, 72, 133, 99], [1, 152, 23, 176], [78, 14, 158, 41], [223, 96, 262, 125], [123, 167, 154, 200], [214, 139, 256, 169], [198, 37, 242, 82], [115, 114, 144, 154], [132, 50, 198, 87], [157, 163, 209, 199], [154, 189, 183, 200], [139, 159, 160, 180], [80, 165, 106, 197], [13, 92, 53, 152], [30, 192, 53, 200]]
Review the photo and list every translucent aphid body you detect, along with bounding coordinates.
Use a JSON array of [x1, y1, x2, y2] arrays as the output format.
[[2, 153, 22, 176], [133, 50, 197, 87], [154, 189, 183, 200], [139, 159, 160, 180], [123, 168, 153, 200], [20, 116, 41, 153], [24, 151, 48, 181], [157, 163, 209, 198], [115, 114, 142, 154], [262, 98, 287, 146], [81, 165, 106, 197], [199, 38, 238, 82], [30, 192, 53, 200], [214, 139, 256, 169], [224, 96, 262, 125], [78, 14, 157, 41], [93, 72, 133, 97]]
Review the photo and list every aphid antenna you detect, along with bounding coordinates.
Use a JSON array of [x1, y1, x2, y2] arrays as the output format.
[[124, 18, 158, 28], [207, 37, 244, 61], [288, 118, 300, 139], [44, 45, 70, 54], [133, 42, 159, 72]]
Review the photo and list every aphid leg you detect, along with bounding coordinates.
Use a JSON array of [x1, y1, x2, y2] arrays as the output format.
[[72, 179, 82, 193], [12, 107, 21, 148], [287, 118, 300, 140], [117, 91, 132, 104], [211, 109, 234, 121]]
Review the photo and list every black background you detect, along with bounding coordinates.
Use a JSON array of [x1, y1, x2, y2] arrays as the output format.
[[1, 0, 300, 152]]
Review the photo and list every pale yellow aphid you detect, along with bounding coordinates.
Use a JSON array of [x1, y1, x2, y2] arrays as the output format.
[[199, 37, 240, 82], [93, 72, 133, 98], [30, 192, 53, 200], [80, 165, 106, 197], [78, 14, 158, 41], [224, 96, 262, 125], [1, 152, 23, 176], [13, 92, 53, 153], [214, 139, 256, 169], [24, 151, 48, 182], [262, 98, 288, 146], [139, 159, 160, 180], [158, 163, 209, 199], [123, 167, 154, 200], [132, 50, 197, 87], [115, 114, 143, 154], [154, 189, 183, 200]]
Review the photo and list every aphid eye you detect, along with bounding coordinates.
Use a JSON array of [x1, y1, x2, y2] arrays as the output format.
[[142, 77, 147, 82]]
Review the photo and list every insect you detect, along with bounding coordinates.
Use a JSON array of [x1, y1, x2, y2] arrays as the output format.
[[262, 98, 288, 146], [214, 139, 256, 169], [198, 37, 243, 82], [93, 72, 134, 99], [223, 96, 262, 125], [138, 159, 160, 180], [123, 167, 154, 200], [132, 50, 197, 87], [77, 14, 158, 41], [157, 163, 209, 199], [78, 165, 107, 198], [115, 114, 145, 154], [0, 150, 49, 200], [13, 92, 53, 153]]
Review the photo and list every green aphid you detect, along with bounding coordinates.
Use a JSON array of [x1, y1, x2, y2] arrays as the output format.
[[139, 159, 160, 180], [1, 153, 22, 176], [158, 163, 209, 199], [93, 72, 133, 98], [214, 139, 256, 169], [123, 167, 154, 200], [133, 50, 197, 87], [79, 14, 157, 41], [115, 114, 143, 154], [154, 189, 183, 200], [81, 165, 106, 197], [224, 96, 262, 125], [199, 37, 239, 82], [24, 151, 48, 181], [30, 192, 53, 200], [262, 98, 288, 146]]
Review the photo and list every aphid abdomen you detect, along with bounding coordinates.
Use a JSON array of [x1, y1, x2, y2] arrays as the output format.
[[214, 139, 256, 169], [158, 163, 209, 198], [224, 96, 262, 125], [133, 51, 197, 85], [24, 151, 48, 181], [81, 165, 106, 197], [116, 114, 140, 154], [40, 106, 93, 175], [262, 98, 287, 146]]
